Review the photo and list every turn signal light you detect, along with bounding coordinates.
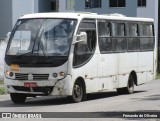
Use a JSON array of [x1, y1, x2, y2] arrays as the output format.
[[59, 72, 65, 77]]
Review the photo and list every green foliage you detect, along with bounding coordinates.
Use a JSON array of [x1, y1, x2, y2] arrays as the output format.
[[0, 87, 5, 95], [156, 73, 160, 79], [0, 80, 5, 95], [0, 81, 3, 85]]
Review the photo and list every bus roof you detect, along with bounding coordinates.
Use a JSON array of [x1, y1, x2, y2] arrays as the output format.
[[20, 12, 154, 22]]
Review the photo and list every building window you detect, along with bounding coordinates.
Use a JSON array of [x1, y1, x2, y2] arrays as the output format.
[[85, 0, 101, 8], [109, 0, 126, 7], [138, 0, 146, 7], [51, 0, 58, 11], [66, 0, 75, 10]]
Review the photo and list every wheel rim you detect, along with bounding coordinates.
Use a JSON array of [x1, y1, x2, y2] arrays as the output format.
[[74, 84, 82, 99]]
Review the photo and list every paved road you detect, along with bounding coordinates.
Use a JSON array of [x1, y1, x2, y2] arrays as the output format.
[[0, 80, 160, 121]]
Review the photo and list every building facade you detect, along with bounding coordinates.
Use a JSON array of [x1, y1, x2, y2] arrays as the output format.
[[0, 0, 51, 38], [0, 0, 158, 37]]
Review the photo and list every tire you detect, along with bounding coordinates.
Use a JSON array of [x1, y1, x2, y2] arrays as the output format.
[[126, 75, 134, 94], [117, 75, 135, 94], [71, 81, 84, 103], [10, 93, 26, 104]]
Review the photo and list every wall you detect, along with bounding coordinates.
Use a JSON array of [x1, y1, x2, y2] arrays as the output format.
[[137, 0, 158, 39], [75, 0, 137, 16], [0, 0, 12, 38], [137, 0, 156, 19], [59, 0, 75, 12], [59, 0, 67, 12], [12, 0, 51, 28], [12, 0, 33, 27]]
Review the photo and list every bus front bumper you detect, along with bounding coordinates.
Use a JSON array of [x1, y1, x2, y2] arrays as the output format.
[[4, 75, 73, 96]]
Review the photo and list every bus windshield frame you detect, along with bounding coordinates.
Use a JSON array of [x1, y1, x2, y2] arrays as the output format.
[[6, 18, 77, 57]]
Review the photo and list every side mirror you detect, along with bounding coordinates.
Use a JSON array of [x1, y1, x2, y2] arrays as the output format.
[[5, 32, 11, 42], [73, 32, 87, 44]]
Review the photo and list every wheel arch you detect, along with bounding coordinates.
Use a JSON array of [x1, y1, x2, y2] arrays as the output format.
[[74, 77, 86, 93], [130, 71, 138, 86]]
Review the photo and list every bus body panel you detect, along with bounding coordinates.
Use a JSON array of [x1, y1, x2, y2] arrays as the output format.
[[72, 53, 99, 93], [137, 52, 154, 85], [98, 53, 119, 90], [118, 53, 138, 88]]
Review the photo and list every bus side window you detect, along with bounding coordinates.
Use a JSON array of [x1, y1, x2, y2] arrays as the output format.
[[139, 23, 154, 51], [73, 20, 96, 67], [98, 21, 112, 53], [112, 22, 127, 52], [126, 23, 139, 51]]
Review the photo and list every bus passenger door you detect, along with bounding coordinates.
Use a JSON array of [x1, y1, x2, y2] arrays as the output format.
[[72, 19, 98, 93]]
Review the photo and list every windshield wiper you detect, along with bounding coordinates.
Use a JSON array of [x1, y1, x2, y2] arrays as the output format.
[[37, 28, 48, 59], [38, 40, 48, 59]]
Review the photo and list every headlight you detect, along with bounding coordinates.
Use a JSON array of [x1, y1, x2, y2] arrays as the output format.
[[6, 70, 10, 76], [53, 73, 58, 78], [5, 70, 14, 77]]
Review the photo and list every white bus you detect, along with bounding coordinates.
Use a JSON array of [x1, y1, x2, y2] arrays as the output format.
[[4, 12, 156, 103]]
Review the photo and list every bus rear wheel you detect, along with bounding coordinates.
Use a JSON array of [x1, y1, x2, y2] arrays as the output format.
[[71, 81, 83, 103], [117, 75, 134, 94], [126, 75, 135, 94], [10, 93, 26, 104]]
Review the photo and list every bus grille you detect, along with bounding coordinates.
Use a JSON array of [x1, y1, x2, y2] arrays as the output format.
[[12, 86, 53, 94], [15, 73, 49, 80]]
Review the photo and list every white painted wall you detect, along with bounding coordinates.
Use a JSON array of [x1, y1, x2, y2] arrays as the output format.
[[137, 0, 156, 19], [59, 0, 75, 12], [137, 0, 158, 36], [12, 0, 33, 27], [0, 41, 7, 80]]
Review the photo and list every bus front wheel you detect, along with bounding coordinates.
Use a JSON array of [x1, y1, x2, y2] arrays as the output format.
[[71, 81, 84, 103], [10, 93, 26, 104]]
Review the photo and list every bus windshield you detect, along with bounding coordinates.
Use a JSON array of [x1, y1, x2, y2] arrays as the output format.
[[6, 19, 77, 57]]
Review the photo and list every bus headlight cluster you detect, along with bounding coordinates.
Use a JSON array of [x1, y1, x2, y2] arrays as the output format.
[[6, 70, 14, 77], [52, 72, 65, 78]]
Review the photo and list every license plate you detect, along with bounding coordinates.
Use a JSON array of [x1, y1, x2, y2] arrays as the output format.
[[24, 82, 37, 87]]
